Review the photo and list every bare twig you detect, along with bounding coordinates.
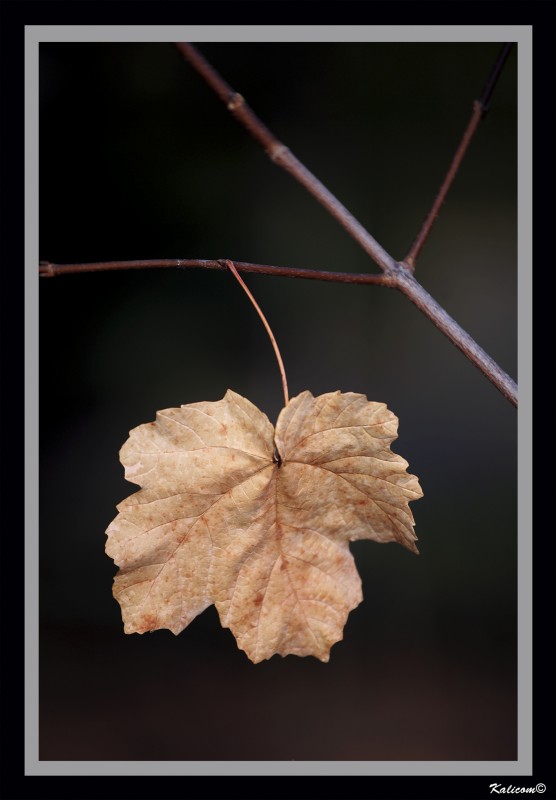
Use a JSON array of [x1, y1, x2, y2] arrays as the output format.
[[39, 259, 393, 286], [173, 43, 517, 408], [403, 101, 483, 270], [477, 42, 514, 115], [226, 260, 289, 407], [174, 42, 396, 274], [404, 43, 515, 269]]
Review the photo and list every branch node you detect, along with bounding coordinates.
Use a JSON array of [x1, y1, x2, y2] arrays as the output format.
[[269, 143, 290, 163], [473, 97, 487, 119], [398, 258, 415, 275], [39, 261, 55, 278], [227, 92, 245, 111]]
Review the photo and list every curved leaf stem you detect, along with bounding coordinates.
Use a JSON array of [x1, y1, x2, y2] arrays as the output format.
[[225, 260, 289, 407]]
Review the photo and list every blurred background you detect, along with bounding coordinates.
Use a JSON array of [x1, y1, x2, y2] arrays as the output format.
[[39, 42, 517, 761]]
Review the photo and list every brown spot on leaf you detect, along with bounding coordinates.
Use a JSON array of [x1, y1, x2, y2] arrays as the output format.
[[139, 613, 157, 630]]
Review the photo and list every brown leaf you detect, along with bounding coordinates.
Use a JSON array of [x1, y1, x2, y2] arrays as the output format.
[[106, 390, 423, 662]]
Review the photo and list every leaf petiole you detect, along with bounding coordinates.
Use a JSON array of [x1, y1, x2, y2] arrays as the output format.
[[225, 259, 289, 407]]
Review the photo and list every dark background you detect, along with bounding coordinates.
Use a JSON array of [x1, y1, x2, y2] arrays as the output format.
[[39, 42, 517, 761]]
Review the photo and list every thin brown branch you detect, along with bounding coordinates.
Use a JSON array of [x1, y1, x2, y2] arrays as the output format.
[[174, 43, 396, 274], [226, 260, 289, 407], [477, 43, 514, 115], [403, 43, 514, 270], [39, 259, 393, 286], [392, 270, 517, 407], [403, 100, 483, 270]]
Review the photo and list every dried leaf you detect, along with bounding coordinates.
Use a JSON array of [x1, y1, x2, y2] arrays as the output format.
[[106, 390, 422, 662]]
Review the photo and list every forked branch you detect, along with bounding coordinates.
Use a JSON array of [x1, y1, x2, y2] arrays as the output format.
[[40, 45, 517, 408], [173, 43, 517, 408]]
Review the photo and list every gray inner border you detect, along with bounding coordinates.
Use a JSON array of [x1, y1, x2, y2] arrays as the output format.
[[25, 24, 532, 778]]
